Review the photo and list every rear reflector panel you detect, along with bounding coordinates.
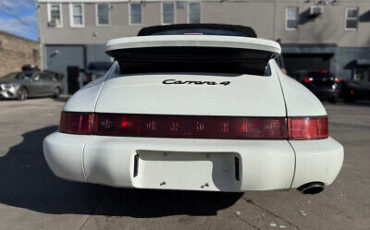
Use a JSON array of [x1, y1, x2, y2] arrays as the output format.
[[95, 113, 287, 139]]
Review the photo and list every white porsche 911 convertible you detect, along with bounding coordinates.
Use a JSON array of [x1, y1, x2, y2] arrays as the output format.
[[43, 24, 343, 194]]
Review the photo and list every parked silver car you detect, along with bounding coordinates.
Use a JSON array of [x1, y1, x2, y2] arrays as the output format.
[[0, 71, 63, 100]]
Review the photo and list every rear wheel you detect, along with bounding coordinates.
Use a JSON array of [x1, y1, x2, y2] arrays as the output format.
[[17, 87, 28, 101], [52, 87, 61, 98]]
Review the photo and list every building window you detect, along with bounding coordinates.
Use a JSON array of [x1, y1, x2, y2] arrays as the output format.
[[345, 8, 359, 30], [97, 4, 110, 25], [286, 8, 298, 30], [162, 2, 175, 25], [48, 3, 62, 27], [188, 2, 201, 23], [130, 3, 142, 25], [70, 3, 84, 27], [353, 68, 370, 81]]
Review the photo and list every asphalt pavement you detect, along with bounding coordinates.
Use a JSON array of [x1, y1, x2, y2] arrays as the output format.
[[0, 98, 369, 230]]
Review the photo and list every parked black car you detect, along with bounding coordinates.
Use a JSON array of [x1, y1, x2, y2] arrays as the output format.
[[294, 71, 342, 103], [341, 78, 370, 102], [82, 61, 112, 85], [0, 71, 64, 100]]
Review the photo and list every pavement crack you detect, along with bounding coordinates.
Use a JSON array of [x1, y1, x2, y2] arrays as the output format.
[[233, 213, 261, 230], [78, 215, 91, 230], [242, 198, 300, 229], [78, 191, 106, 230]]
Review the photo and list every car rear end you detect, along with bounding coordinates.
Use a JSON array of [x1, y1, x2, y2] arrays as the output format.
[[301, 71, 341, 102], [44, 29, 343, 193]]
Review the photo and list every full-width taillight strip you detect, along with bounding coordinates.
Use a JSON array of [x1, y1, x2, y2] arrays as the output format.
[[59, 112, 328, 140]]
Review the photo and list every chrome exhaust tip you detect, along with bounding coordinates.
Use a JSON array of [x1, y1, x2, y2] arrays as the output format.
[[298, 182, 324, 195]]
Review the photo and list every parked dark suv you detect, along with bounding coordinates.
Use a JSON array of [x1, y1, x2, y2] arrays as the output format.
[[297, 71, 342, 103]]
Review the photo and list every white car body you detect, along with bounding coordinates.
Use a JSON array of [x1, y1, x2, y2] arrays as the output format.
[[44, 35, 343, 193]]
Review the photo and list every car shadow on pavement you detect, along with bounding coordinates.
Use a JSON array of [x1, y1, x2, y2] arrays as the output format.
[[0, 126, 242, 217], [346, 101, 370, 107], [52, 95, 71, 102]]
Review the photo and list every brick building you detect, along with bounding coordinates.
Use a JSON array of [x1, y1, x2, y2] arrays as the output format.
[[0, 31, 40, 77]]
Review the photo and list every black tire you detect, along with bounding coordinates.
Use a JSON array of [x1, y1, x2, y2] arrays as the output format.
[[341, 83, 355, 103], [328, 96, 337, 104], [52, 87, 61, 98], [17, 87, 28, 101]]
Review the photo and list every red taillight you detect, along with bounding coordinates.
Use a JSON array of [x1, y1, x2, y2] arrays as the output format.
[[59, 112, 328, 140], [94, 114, 287, 139], [303, 77, 310, 83], [335, 78, 341, 83], [288, 117, 328, 140], [59, 112, 94, 135]]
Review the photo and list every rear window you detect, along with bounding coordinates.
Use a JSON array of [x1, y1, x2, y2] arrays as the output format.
[[149, 28, 247, 37], [305, 71, 336, 85], [16, 72, 33, 80], [307, 72, 335, 83], [308, 72, 333, 79], [138, 24, 257, 37], [87, 62, 112, 71], [108, 47, 273, 76]]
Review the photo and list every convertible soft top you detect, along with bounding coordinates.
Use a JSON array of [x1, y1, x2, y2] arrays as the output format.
[[137, 24, 257, 38]]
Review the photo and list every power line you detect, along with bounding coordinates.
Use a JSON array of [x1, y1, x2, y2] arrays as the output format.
[[0, 2, 35, 28]]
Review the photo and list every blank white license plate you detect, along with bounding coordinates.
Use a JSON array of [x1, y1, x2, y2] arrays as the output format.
[[132, 151, 241, 191]]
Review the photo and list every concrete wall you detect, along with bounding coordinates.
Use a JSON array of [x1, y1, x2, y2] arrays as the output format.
[[44, 44, 111, 93], [281, 44, 370, 80], [37, 0, 370, 88], [275, 0, 370, 47], [333, 47, 370, 80], [38, 2, 162, 45], [0, 31, 40, 76], [38, 0, 370, 47]]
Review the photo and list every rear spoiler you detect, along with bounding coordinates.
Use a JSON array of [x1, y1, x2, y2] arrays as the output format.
[[105, 35, 281, 75]]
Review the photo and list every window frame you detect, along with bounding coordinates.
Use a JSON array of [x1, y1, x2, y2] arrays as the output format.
[[96, 3, 110, 26], [69, 3, 85, 27], [345, 7, 359, 31], [285, 7, 299, 31], [187, 1, 201, 24], [129, 3, 143, 26], [40, 73, 53, 81], [47, 3, 63, 28], [161, 2, 175, 25]]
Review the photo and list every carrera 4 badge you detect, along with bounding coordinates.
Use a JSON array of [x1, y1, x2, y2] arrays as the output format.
[[163, 79, 231, 86]]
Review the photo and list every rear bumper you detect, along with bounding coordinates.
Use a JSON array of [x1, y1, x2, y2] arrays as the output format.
[[43, 132, 343, 192], [309, 88, 337, 99]]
